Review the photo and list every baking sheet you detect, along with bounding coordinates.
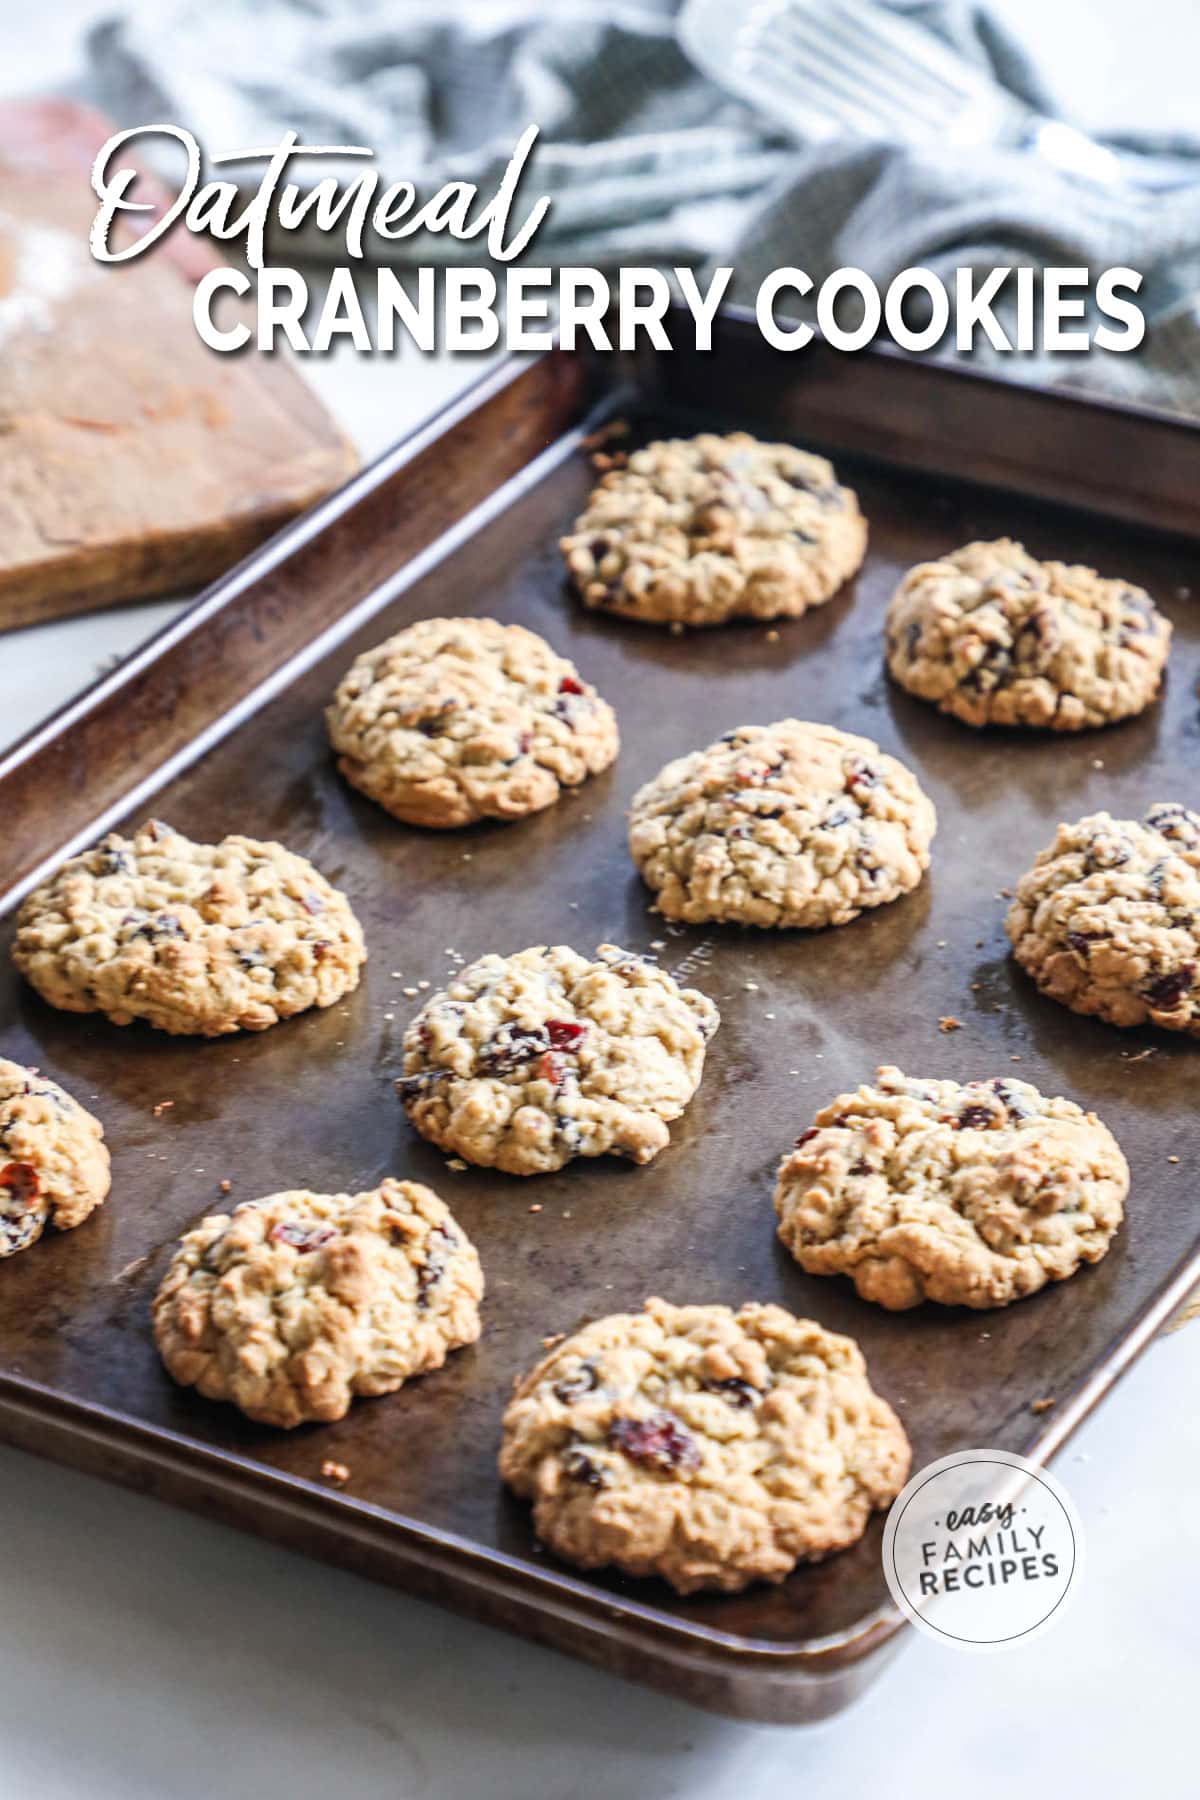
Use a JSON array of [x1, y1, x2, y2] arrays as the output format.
[[1, 333, 1196, 1719]]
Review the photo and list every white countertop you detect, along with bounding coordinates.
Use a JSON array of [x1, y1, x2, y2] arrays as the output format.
[[3, 6, 1199, 1796]]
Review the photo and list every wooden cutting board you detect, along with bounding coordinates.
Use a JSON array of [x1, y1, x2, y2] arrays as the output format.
[[0, 100, 358, 630]]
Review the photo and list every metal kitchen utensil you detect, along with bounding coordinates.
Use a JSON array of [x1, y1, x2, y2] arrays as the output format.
[[680, 0, 1196, 187]]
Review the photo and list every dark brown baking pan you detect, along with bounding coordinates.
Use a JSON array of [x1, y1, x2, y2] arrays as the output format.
[[2, 312, 1198, 1724]]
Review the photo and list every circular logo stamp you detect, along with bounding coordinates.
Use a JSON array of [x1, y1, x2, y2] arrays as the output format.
[[882, 1449, 1083, 1652]]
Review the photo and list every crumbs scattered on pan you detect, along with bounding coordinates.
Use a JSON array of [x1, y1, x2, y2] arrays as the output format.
[[153, 1100, 174, 1117], [1030, 1397, 1056, 1415], [938, 1016, 962, 1033], [320, 1460, 351, 1487]]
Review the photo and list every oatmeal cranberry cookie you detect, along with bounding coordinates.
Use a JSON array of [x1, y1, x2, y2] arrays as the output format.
[[1006, 804, 1200, 1034], [13, 820, 366, 1037], [499, 1296, 909, 1594], [774, 1065, 1127, 1311], [628, 720, 936, 929], [397, 943, 719, 1176], [326, 617, 619, 828], [561, 432, 867, 628], [885, 539, 1171, 730], [0, 1060, 110, 1257], [153, 1178, 483, 1428]]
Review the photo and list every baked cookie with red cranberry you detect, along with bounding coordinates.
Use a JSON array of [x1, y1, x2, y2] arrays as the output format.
[[499, 1296, 909, 1593], [13, 820, 366, 1037], [628, 720, 936, 929], [1006, 804, 1200, 1034], [774, 1065, 1127, 1310], [397, 943, 719, 1176], [561, 432, 866, 627], [0, 1059, 110, 1257], [153, 1178, 483, 1428], [326, 617, 618, 828], [886, 539, 1171, 729]]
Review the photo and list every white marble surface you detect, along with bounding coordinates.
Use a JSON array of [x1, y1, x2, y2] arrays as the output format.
[[3, 5, 1198, 1796]]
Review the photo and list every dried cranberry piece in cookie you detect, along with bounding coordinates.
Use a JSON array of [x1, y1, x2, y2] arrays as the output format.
[[553, 1360, 600, 1403], [124, 911, 185, 944], [415, 1223, 458, 1307], [610, 1410, 701, 1475], [844, 755, 879, 796], [1144, 965, 1195, 1011], [956, 1102, 1001, 1131], [703, 1377, 761, 1409], [96, 842, 134, 876], [562, 1444, 607, 1488], [546, 1020, 586, 1052], [476, 1024, 550, 1075], [990, 1079, 1037, 1122], [0, 1163, 49, 1257], [535, 1051, 568, 1087], [1145, 804, 1200, 847], [271, 1220, 337, 1252]]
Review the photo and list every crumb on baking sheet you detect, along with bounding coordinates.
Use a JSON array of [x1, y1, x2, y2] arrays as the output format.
[[446, 1158, 468, 1172], [219, 1179, 232, 1194], [541, 1333, 565, 1349], [320, 1460, 350, 1486], [938, 1016, 962, 1033], [1030, 1397, 1056, 1415], [153, 1100, 174, 1117]]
